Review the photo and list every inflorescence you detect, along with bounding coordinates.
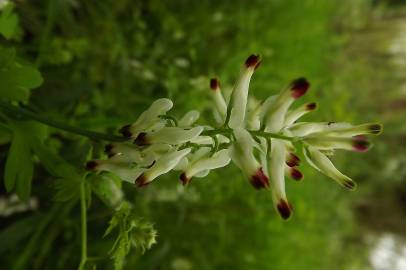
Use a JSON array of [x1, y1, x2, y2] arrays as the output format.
[[86, 54, 382, 220]]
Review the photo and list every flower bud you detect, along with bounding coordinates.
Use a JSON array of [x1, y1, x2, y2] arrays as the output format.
[[120, 98, 173, 138], [285, 166, 303, 181], [263, 78, 310, 132], [230, 127, 269, 189], [134, 127, 203, 146], [136, 148, 191, 187], [86, 160, 145, 184], [267, 139, 292, 219], [228, 55, 261, 128], [284, 102, 317, 126], [302, 135, 371, 152], [312, 123, 383, 137], [303, 146, 357, 190], [285, 152, 300, 167], [209, 78, 227, 121]]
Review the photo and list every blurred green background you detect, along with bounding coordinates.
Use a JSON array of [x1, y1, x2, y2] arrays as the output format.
[[0, 0, 405, 269]]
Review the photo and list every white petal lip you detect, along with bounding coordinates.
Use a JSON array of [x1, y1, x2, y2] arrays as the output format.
[[135, 126, 204, 145], [179, 110, 200, 127], [303, 146, 356, 190], [228, 55, 261, 128], [136, 148, 192, 186]]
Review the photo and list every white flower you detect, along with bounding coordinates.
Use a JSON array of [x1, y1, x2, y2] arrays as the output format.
[[120, 98, 173, 138], [136, 148, 192, 187], [180, 149, 231, 185], [230, 127, 269, 189], [303, 146, 356, 190]]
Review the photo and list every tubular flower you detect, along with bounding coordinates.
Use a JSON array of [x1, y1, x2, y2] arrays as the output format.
[[180, 149, 231, 185], [230, 127, 269, 189], [86, 54, 382, 220]]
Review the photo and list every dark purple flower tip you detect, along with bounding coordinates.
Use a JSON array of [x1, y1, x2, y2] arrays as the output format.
[[250, 167, 269, 190], [85, 160, 98, 171], [277, 199, 292, 220], [134, 132, 149, 146], [119, 124, 132, 138], [180, 172, 191, 186], [210, 78, 220, 91], [352, 137, 370, 152], [290, 77, 310, 99], [306, 102, 317, 111], [286, 153, 300, 167], [135, 174, 149, 187], [290, 168, 304, 181], [368, 124, 382, 135], [245, 54, 261, 70], [104, 143, 114, 155], [343, 179, 356, 190]]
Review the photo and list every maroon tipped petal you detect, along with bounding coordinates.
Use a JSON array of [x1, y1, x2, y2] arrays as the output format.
[[244, 54, 261, 70], [277, 199, 292, 220], [286, 152, 300, 167], [289, 168, 303, 181], [343, 180, 356, 190], [368, 124, 382, 134], [135, 174, 149, 187], [85, 160, 98, 171], [290, 77, 310, 99], [119, 124, 132, 138], [134, 132, 149, 146], [180, 172, 191, 186], [210, 78, 220, 91], [306, 102, 317, 111], [250, 168, 269, 189], [352, 137, 370, 152]]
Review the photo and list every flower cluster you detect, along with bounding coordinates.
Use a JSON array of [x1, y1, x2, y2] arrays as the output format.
[[86, 54, 382, 219]]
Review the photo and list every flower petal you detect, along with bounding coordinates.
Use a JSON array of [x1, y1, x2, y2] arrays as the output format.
[[134, 126, 204, 146]]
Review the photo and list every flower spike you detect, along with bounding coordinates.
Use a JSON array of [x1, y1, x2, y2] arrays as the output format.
[[86, 53, 381, 220]]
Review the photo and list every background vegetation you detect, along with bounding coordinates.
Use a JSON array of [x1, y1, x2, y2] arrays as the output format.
[[0, 0, 405, 269]]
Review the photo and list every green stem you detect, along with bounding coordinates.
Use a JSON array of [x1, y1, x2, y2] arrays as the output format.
[[0, 101, 127, 142], [202, 128, 296, 142], [78, 180, 87, 270]]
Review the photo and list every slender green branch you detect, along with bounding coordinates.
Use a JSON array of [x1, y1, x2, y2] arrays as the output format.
[[0, 101, 127, 142], [201, 127, 296, 142], [78, 180, 88, 270]]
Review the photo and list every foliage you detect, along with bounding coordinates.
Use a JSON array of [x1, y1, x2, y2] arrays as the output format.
[[0, 1, 394, 270]]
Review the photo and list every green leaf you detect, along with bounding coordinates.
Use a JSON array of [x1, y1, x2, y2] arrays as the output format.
[[0, 46, 16, 68], [30, 137, 82, 202], [0, 4, 18, 40], [4, 131, 34, 201], [0, 64, 43, 102]]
